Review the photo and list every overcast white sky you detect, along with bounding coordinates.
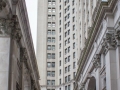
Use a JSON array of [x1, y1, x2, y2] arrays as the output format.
[[25, 0, 38, 52]]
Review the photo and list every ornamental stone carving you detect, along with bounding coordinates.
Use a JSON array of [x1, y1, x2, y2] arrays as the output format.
[[20, 48, 27, 62], [101, 32, 116, 53], [0, 18, 14, 35], [92, 54, 101, 69], [0, 0, 6, 11], [12, 20, 22, 43], [115, 22, 120, 46]]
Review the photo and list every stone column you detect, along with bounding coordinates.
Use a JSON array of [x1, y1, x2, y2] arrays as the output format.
[[8, 16, 22, 90], [115, 28, 120, 90], [103, 32, 118, 90], [92, 54, 101, 90], [0, 16, 15, 90], [0, 28, 11, 90]]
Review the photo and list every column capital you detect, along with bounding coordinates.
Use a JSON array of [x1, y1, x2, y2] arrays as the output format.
[[0, 18, 14, 36], [101, 31, 116, 54], [92, 54, 101, 69], [115, 22, 120, 46], [0, 0, 6, 11]]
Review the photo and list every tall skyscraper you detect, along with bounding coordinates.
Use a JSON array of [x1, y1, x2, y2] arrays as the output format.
[[37, 0, 77, 90]]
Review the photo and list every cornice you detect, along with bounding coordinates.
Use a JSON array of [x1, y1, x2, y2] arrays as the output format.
[[17, 0, 40, 89], [75, 0, 117, 82]]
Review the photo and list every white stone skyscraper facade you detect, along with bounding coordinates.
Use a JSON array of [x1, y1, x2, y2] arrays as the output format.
[[37, 0, 77, 90]]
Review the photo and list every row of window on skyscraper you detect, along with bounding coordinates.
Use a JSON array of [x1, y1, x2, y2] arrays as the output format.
[[47, 1, 56, 89]]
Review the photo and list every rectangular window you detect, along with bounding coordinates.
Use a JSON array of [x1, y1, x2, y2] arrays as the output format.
[[68, 75, 70, 81], [68, 5, 70, 11], [73, 34, 75, 39], [65, 1, 67, 6], [68, 21, 70, 27], [52, 71, 55, 77], [52, 22, 55, 27], [47, 45, 51, 50], [59, 52, 61, 57], [73, 62, 76, 69], [59, 79, 61, 84], [51, 80, 55, 85], [73, 52, 75, 58], [48, 15, 51, 19], [52, 15, 56, 20], [68, 56, 70, 62], [48, 8, 52, 12], [47, 71, 51, 76], [72, 0, 74, 5], [68, 38, 70, 43], [47, 30, 51, 35], [65, 48, 67, 54], [59, 20, 61, 25], [68, 85, 70, 90], [73, 25, 75, 30], [59, 28, 61, 33], [73, 17, 75, 22], [52, 8, 56, 12], [47, 62, 51, 68], [52, 0, 55, 5], [52, 30, 55, 35], [59, 69, 61, 75], [65, 76, 67, 83], [52, 45, 55, 50], [59, 5, 61, 10], [65, 32, 67, 37], [68, 29, 70, 35], [59, 35, 61, 41], [47, 80, 51, 85], [65, 57, 67, 64], [48, 0, 52, 5], [59, 13, 61, 17], [65, 40, 67, 46], [72, 8, 75, 14], [73, 72, 76, 78], [65, 67, 67, 73], [73, 43, 75, 49], [47, 37, 51, 42], [68, 13, 70, 19], [47, 53, 51, 59], [68, 65, 70, 72], [65, 23, 67, 29], [68, 46, 70, 53], [59, 43, 61, 49], [52, 38, 55, 43], [59, 61, 61, 66], [52, 62, 55, 67], [48, 22, 51, 27], [52, 53, 55, 59], [65, 8, 67, 13], [65, 86, 67, 90]]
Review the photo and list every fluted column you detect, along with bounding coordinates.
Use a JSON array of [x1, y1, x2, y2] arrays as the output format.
[[102, 31, 118, 90], [115, 27, 120, 90]]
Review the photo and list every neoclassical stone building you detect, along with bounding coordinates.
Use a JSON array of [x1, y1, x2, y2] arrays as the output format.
[[75, 0, 120, 90], [0, 0, 40, 90]]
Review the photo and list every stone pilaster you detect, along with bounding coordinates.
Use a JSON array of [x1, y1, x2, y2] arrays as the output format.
[[103, 32, 118, 90], [115, 24, 120, 90]]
